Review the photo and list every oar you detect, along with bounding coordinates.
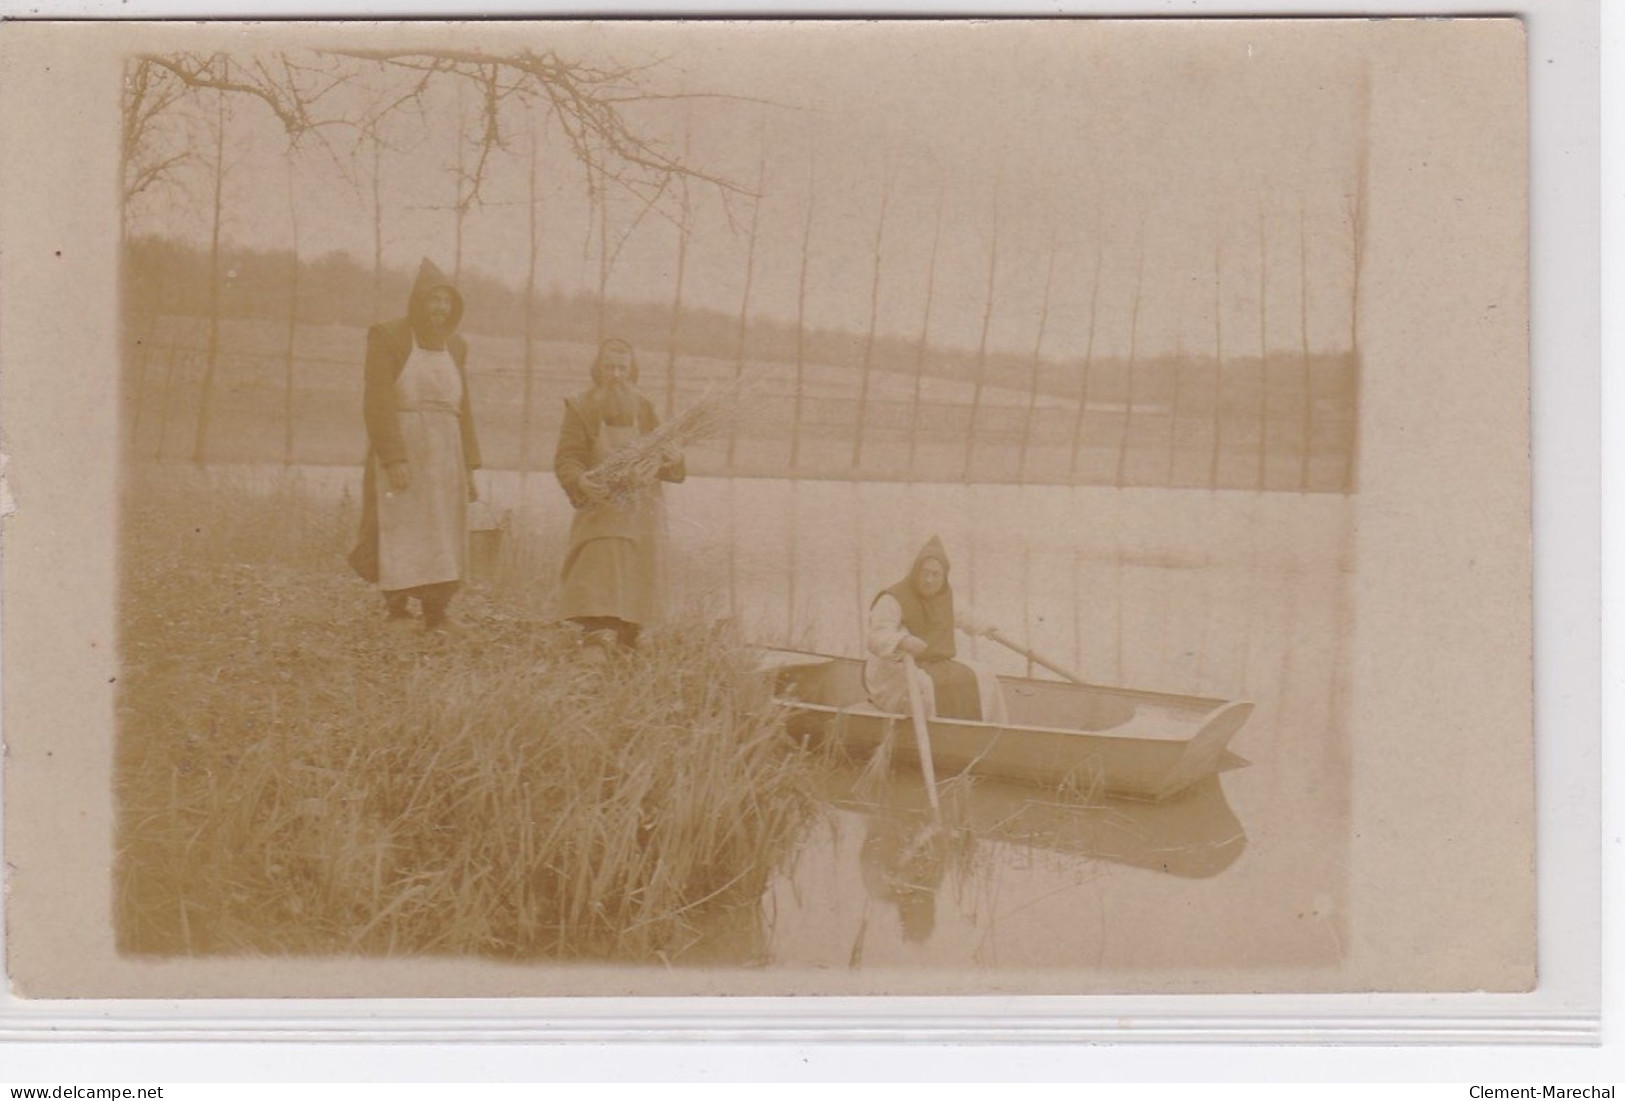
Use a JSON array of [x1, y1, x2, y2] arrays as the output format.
[[900, 653, 943, 822], [985, 627, 1088, 686]]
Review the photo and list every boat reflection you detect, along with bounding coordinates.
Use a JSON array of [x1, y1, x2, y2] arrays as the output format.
[[832, 765, 1246, 883], [670, 763, 1249, 966]]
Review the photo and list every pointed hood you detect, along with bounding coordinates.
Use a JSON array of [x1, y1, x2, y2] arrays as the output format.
[[911, 534, 950, 581], [875, 534, 957, 663], [407, 257, 464, 346]]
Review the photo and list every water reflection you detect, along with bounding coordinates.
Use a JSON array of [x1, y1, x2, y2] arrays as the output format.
[[780, 763, 1250, 965], [928, 774, 1247, 880], [855, 810, 973, 949], [839, 765, 1247, 875], [766, 772, 1261, 968]]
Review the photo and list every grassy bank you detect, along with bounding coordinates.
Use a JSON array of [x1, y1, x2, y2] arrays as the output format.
[[115, 465, 823, 960]]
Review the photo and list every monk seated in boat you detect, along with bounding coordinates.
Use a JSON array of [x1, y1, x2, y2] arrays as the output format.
[[864, 535, 1009, 725]]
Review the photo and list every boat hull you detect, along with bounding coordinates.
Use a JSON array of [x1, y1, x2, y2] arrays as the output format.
[[766, 651, 1252, 802]]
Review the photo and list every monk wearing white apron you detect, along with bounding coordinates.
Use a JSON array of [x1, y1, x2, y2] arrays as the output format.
[[349, 258, 481, 630], [375, 344, 468, 600]]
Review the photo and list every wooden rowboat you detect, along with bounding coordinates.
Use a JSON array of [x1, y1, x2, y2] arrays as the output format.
[[761, 649, 1253, 803]]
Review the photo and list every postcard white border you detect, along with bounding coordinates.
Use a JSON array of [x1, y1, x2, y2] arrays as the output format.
[[0, 0, 1609, 1082]]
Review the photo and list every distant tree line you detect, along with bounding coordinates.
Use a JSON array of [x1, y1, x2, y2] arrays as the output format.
[[126, 234, 1198, 395], [124, 231, 1358, 490]]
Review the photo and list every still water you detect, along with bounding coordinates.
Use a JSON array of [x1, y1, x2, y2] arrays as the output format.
[[231, 464, 1355, 978]]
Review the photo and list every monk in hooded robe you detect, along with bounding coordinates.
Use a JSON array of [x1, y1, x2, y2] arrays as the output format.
[[554, 338, 685, 649], [864, 535, 1009, 724], [348, 258, 481, 630]]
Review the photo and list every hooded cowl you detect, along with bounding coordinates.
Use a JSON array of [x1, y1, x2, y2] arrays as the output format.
[[877, 534, 957, 662], [408, 257, 464, 349]]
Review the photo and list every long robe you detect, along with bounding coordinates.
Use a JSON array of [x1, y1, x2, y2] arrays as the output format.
[[348, 259, 480, 586], [554, 390, 685, 625]]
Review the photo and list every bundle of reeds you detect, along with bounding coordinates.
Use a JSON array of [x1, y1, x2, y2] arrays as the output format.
[[592, 384, 738, 504]]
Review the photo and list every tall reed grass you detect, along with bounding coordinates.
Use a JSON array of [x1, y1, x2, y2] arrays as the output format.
[[116, 464, 823, 959]]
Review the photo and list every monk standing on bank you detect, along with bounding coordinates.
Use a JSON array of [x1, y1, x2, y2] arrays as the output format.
[[554, 338, 685, 650], [349, 258, 481, 631]]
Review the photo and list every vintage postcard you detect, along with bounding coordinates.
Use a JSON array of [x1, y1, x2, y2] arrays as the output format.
[[0, 18, 1532, 999]]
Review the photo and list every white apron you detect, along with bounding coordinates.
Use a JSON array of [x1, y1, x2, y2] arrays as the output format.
[[376, 344, 468, 592]]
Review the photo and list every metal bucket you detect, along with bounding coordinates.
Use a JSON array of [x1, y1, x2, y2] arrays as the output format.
[[468, 500, 509, 584]]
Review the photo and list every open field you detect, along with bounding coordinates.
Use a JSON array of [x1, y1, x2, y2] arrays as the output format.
[[115, 466, 826, 959], [123, 315, 1357, 491]]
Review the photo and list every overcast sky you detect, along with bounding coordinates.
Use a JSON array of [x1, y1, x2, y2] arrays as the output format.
[[132, 20, 1370, 360]]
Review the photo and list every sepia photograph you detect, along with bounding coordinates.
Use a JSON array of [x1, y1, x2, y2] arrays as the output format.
[[0, 17, 1535, 1000]]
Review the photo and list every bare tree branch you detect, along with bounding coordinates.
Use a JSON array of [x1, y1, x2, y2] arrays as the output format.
[[121, 57, 193, 217], [326, 46, 752, 210], [141, 53, 315, 137]]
